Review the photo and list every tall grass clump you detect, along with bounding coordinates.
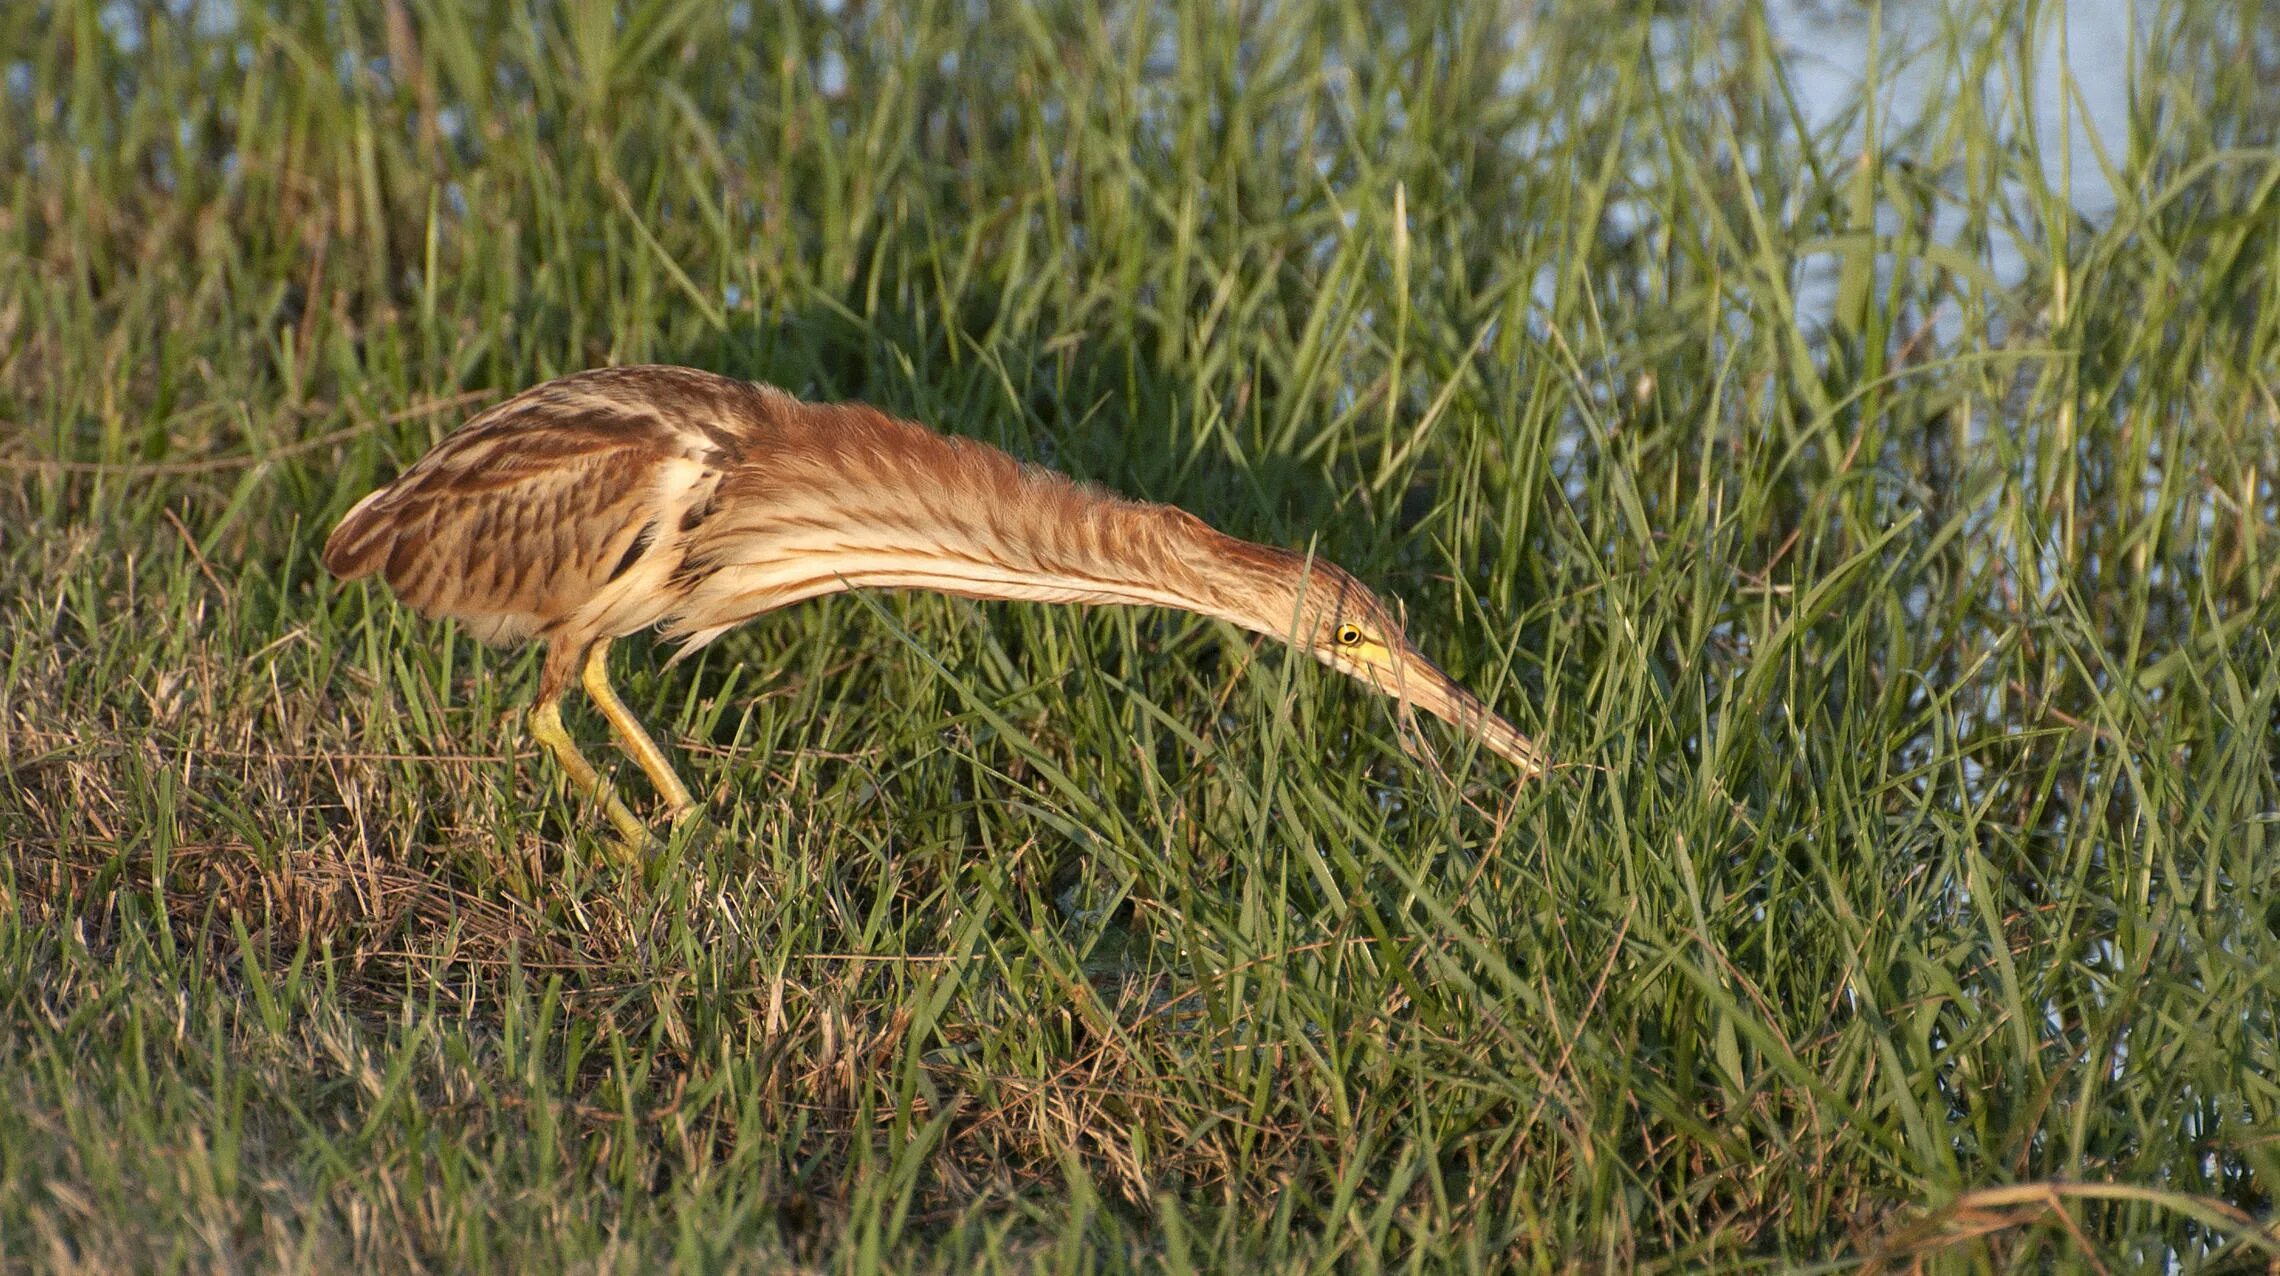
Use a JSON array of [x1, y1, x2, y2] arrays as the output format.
[[3, 0, 2276, 1268]]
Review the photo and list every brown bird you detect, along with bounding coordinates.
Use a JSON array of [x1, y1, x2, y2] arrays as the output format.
[[324, 365, 1545, 845]]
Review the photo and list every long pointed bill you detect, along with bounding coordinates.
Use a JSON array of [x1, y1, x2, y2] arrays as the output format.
[[1378, 644, 1547, 778]]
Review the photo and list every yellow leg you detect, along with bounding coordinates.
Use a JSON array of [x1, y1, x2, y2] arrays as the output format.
[[580, 639, 699, 824], [528, 696, 651, 852]]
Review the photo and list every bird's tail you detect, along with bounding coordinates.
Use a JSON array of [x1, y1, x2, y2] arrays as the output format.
[[321, 488, 395, 581]]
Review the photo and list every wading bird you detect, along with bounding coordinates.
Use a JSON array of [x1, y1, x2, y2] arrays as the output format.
[[324, 366, 1544, 845]]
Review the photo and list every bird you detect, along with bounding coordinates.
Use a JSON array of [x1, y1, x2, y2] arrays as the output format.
[[323, 365, 1546, 847]]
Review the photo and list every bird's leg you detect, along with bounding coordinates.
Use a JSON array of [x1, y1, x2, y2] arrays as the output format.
[[527, 695, 652, 851], [580, 638, 699, 825]]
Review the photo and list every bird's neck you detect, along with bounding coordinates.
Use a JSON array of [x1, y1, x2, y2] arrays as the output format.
[[927, 495, 1257, 620], [1015, 499, 1323, 643], [668, 430, 1315, 647], [860, 494, 1292, 625]]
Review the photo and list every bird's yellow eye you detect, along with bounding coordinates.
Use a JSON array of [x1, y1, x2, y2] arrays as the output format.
[[1335, 623, 1365, 647]]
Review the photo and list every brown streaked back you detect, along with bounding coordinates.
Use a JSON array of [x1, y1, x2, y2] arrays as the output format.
[[322, 367, 774, 644]]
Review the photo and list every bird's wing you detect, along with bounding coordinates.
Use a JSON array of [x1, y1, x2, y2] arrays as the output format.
[[323, 368, 750, 644]]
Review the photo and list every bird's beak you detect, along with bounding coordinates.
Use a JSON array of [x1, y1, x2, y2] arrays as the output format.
[[1374, 643, 1547, 777]]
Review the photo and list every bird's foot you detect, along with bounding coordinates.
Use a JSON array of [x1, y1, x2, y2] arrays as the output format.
[[599, 803, 715, 868], [664, 804, 718, 858]]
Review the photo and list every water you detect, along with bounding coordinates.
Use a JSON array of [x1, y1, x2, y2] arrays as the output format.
[[1763, 0, 2142, 316], [1773, 0, 2136, 220]]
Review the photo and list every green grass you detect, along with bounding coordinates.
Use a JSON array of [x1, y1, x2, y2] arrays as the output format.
[[3, 0, 2277, 1268]]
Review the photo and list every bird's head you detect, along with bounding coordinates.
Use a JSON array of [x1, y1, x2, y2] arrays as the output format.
[[1220, 547, 1547, 777]]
